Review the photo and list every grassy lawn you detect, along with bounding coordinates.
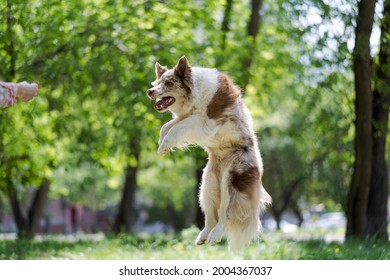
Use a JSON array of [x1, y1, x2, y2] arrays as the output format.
[[0, 227, 389, 260]]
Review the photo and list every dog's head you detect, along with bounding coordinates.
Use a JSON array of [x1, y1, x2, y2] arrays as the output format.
[[146, 56, 193, 114]]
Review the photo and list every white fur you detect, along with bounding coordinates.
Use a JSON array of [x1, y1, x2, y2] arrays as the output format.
[[191, 67, 220, 111], [158, 115, 219, 154]]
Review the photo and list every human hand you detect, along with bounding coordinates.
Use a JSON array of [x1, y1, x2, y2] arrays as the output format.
[[15, 82, 38, 102]]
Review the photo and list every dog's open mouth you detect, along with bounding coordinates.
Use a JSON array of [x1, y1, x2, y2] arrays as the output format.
[[154, 97, 176, 111]]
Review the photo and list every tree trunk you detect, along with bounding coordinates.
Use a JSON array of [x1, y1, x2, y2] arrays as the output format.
[[269, 177, 304, 230], [0, 197, 3, 224], [242, 0, 263, 89], [247, 0, 262, 40], [291, 200, 304, 227], [346, 0, 376, 238], [113, 139, 140, 234], [167, 203, 181, 231], [272, 209, 282, 231], [113, 164, 139, 233], [7, 184, 29, 238], [218, 0, 233, 64], [367, 0, 390, 240], [5, 0, 16, 78], [28, 180, 50, 237], [7, 180, 49, 239]]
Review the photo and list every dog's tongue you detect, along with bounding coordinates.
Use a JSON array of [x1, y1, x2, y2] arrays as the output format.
[[154, 97, 175, 111]]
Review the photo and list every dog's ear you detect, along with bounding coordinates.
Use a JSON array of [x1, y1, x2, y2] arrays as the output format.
[[174, 56, 193, 90], [155, 62, 168, 79]]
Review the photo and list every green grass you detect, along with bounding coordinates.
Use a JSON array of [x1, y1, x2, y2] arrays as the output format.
[[0, 227, 389, 260]]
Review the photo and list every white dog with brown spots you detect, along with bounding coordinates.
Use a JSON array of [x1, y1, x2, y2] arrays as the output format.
[[146, 56, 271, 250]]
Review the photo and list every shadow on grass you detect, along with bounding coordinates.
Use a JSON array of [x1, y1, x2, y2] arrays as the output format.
[[291, 237, 390, 260]]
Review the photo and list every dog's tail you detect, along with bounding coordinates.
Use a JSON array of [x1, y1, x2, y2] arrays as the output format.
[[227, 186, 272, 251]]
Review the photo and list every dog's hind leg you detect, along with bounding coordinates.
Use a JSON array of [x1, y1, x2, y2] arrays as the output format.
[[195, 163, 219, 245], [225, 164, 271, 251], [206, 167, 231, 245], [206, 163, 267, 250]]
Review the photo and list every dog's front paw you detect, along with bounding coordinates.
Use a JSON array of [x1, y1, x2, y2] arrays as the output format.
[[195, 229, 210, 246], [158, 136, 175, 155], [157, 145, 170, 155], [207, 225, 224, 244]]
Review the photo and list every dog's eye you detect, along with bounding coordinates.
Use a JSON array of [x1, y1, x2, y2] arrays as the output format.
[[165, 81, 174, 87]]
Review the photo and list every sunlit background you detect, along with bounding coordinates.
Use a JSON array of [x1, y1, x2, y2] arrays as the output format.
[[0, 0, 389, 252]]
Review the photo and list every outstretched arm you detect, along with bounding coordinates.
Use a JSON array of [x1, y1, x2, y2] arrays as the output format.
[[0, 81, 38, 107], [0, 82, 16, 107]]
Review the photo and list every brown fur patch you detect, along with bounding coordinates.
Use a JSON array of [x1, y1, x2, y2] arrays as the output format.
[[163, 76, 183, 89], [230, 166, 260, 195], [207, 73, 240, 120], [160, 73, 192, 99]]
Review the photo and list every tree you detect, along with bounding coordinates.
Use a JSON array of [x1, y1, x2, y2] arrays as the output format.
[[0, 0, 56, 238], [367, 0, 390, 239], [7, 180, 49, 238], [347, 0, 377, 238], [113, 139, 141, 233], [262, 140, 307, 229]]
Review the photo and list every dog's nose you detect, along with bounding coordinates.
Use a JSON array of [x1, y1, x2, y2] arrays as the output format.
[[147, 89, 155, 99]]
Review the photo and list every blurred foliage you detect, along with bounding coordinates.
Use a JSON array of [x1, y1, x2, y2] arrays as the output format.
[[0, 0, 384, 230]]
